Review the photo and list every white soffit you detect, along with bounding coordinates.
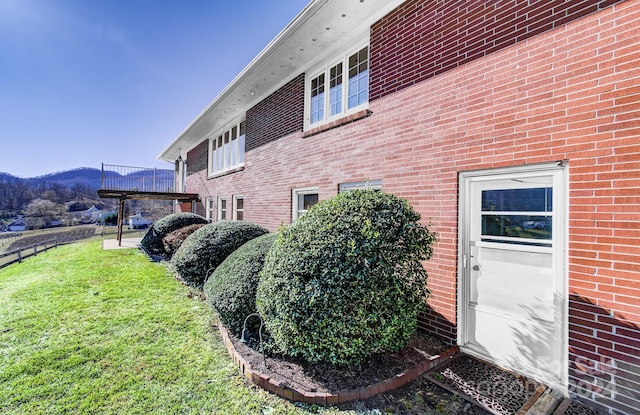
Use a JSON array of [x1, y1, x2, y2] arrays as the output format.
[[159, 0, 406, 162]]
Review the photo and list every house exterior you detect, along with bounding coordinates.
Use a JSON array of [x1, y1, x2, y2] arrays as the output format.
[[128, 213, 153, 229], [7, 217, 27, 232], [159, 1, 640, 413], [91, 210, 117, 224]]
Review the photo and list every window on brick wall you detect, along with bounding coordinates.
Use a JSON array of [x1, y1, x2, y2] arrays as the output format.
[[339, 179, 382, 193], [292, 187, 319, 221], [306, 44, 369, 129], [209, 120, 246, 176], [233, 195, 244, 221], [217, 197, 228, 221], [205, 197, 214, 222]]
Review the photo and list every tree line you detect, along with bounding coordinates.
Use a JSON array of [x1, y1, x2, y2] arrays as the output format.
[[0, 178, 99, 217]]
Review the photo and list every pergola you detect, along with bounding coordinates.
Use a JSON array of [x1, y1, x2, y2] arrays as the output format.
[[97, 164, 200, 246]]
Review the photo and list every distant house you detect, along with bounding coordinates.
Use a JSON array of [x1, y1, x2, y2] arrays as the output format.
[[72, 205, 100, 223], [92, 210, 117, 223], [128, 213, 153, 229], [7, 217, 27, 232]]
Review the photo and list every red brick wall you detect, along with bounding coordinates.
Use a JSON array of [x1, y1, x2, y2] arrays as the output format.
[[370, 0, 626, 101], [189, 1, 639, 412], [246, 74, 305, 151]]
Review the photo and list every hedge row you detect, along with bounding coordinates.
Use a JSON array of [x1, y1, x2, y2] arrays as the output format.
[[146, 190, 436, 366]]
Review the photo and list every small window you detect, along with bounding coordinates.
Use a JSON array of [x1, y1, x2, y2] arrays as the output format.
[[233, 196, 244, 221], [292, 187, 319, 221], [205, 197, 214, 222], [339, 179, 382, 193], [217, 197, 228, 221]]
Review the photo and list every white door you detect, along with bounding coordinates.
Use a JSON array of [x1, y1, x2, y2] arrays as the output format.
[[458, 165, 567, 392]]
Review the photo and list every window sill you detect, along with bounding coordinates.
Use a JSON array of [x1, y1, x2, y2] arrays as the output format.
[[302, 109, 372, 138], [208, 165, 245, 180]]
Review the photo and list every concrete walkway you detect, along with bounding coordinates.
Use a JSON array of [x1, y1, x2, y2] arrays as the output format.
[[102, 237, 143, 250]]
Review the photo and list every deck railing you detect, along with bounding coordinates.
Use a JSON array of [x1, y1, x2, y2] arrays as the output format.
[[101, 164, 175, 193]]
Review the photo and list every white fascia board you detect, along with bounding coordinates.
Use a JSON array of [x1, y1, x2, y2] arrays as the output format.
[[158, 0, 406, 162]]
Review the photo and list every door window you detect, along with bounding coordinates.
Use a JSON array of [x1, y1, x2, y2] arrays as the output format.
[[481, 186, 552, 246]]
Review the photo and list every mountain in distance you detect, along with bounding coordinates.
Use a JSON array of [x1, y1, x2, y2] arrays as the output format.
[[0, 168, 104, 189], [0, 167, 175, 191]]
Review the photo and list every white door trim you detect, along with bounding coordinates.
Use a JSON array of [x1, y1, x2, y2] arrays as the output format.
[[457, 162, 569, 393]]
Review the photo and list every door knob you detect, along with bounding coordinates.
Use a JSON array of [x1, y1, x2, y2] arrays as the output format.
[[472, 265, 480, 271]]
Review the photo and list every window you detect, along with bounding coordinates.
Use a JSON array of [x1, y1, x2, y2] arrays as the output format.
[[306, 44, 369, 128], [339, 179, 382, 193], [481, 187, 553, 247], [210, 120, 246, 175], [233, 196, 244, 221], [217, 197, 228, 221], [205, 197, 214, 222], [292, 187, 319, 221]]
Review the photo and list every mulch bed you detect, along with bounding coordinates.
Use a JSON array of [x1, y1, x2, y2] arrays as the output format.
[[229, 328, 446, 393], [228, 326, 492, 414]]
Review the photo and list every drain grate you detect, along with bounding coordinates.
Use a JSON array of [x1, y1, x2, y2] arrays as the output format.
[[425, 354, 541, 415], [563, 401, 603, 415]]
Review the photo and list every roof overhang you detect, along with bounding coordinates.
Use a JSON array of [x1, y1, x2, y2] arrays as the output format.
[[159, 0, 406, 163]]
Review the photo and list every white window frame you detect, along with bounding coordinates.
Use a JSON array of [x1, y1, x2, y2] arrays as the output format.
[[339, 179, 382, 193], [205, 197, 214, 222], [208, 119, 246, 177], [233, 195, 244, 221], [304, 40, 370, 131], [292, 186, 319, 222], [217, 196, 228, 221]]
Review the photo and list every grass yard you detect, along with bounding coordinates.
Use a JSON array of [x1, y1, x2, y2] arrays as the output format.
[[0, 240, 353, 415]]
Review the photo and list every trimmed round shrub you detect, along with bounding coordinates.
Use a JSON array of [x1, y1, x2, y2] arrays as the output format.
[[204, 233, 278, 335], [162, 223, 206, 259], [141, 212, 208, 256], [256, 190, 436, 365], [172, 220, 269, 289]]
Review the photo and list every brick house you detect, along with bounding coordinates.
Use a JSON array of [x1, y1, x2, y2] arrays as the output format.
[[159, 1, 640, 413]]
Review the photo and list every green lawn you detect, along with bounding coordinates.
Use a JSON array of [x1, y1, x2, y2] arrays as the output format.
[[0, 241, 353, 415]]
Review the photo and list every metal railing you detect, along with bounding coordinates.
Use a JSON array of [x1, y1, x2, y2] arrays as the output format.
[[101, 163, 175, 193]]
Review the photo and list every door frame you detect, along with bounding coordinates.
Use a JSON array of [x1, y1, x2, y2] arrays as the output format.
[[457, 162, 569, 392]]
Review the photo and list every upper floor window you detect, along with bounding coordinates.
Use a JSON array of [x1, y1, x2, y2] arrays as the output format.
[[210, 120, 245, 176], [306, 45, 369, 129]]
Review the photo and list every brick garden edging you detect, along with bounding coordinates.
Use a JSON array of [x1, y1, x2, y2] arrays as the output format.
[[217, 322, 460, 405]]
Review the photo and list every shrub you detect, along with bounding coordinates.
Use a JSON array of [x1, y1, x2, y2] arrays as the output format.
[[162, 223, 206, 259], [172, 220, 269, 289], [204, 233, 278, 335], [256, 190, 436, 365], [140, 212, 208, 256]]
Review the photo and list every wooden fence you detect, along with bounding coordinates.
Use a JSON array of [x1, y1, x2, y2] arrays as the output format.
[[0, 239, 71, 269]]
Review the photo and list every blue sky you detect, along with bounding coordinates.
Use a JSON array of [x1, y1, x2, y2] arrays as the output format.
[[0, 0, 309, 178]]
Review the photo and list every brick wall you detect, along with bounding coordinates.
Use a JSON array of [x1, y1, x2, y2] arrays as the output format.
[[246, 74, 305, 151], [190, 1, 639, 412], [370, 0, 626, 101], [186, 140, 208, 173]]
